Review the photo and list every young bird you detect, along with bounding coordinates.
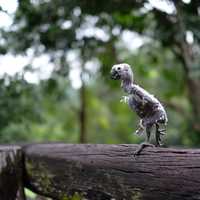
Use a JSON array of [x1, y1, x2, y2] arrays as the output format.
[[110, 63, 168, 155]]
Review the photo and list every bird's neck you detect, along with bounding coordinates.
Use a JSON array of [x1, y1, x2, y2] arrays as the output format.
[[121, 79, 134, 94]]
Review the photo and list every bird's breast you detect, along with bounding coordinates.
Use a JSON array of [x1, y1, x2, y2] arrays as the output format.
[[128, 96, 155, 118]]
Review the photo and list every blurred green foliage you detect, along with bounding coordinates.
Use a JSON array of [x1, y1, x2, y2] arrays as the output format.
[[0, 0, 200, 147]]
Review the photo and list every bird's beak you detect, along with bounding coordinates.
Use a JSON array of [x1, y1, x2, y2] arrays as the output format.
[[110, 68, 121, 80]]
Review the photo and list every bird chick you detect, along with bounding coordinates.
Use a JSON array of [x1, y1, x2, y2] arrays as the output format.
[[110, 63, 168, 155]]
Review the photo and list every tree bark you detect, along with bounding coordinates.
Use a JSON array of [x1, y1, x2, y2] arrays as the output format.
[[0, 145, 25, 200], [23, 143, 200, 200]]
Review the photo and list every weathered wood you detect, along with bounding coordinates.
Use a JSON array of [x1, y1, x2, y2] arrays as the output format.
[[0, 145, 25, 200], [23, 144, 200, 200]]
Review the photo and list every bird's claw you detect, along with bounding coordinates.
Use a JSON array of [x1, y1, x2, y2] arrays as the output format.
[[120, 96, 129, 103], [135, 120, 145, 135], [133, 142, 155, 157], [135, 128, 144, 135]]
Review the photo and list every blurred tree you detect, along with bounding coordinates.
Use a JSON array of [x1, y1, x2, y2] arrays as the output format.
[[0, 0, 200, 145], [0, 73, 41, 142], [79, 0, 200, 135]]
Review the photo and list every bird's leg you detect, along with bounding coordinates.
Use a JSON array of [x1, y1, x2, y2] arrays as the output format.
[[146, 124, 151, 142], [155, 123, 166, 147], [134, 124, 154, 156], [135, 120, 145, 135]]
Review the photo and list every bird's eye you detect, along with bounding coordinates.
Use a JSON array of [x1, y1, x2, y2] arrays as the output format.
[[117, 67, 121, 70]]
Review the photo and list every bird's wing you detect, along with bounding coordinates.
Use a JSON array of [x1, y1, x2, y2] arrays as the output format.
[[131, 85, 159, 105]]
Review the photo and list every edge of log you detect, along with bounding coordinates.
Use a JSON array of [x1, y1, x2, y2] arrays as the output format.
[[0, 145, 25, 200]]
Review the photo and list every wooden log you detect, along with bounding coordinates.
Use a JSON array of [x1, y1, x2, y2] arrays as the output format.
[[23, 143, 200, 200], [0, 145, 25, 200]]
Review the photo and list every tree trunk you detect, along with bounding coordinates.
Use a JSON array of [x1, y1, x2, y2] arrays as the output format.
[[23, 143, 200, 200], [79, 81, 87, 143], [174, 1, 200, 131], [187, 78, 200, 125], [0, 145, 25, 200]]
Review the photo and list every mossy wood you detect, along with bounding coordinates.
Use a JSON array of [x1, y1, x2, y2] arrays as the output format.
[[0, 145, 24, 200], [23, 143, 200, 200]]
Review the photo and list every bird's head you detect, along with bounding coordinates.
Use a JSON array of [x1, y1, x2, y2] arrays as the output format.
[[110, 63, 133, 82]]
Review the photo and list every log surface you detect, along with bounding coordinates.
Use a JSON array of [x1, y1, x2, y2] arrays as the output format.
[[23, 143, 200, 200], [0, 145, 24, 200]]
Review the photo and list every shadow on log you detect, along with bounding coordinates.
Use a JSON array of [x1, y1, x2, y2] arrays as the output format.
[[23, 144, 200, 200]]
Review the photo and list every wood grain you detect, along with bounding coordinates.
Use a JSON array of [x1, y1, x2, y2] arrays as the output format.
[[23, 144, 200, 200]]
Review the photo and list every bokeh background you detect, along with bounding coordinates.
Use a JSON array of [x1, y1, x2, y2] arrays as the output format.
[[0, 0, 200, 148], [1, 0, 200, 199]]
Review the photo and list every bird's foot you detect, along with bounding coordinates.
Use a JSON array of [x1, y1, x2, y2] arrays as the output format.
[[135, 120, 145, 136], [135, 127, 144, 136], [133, 142, 155, 157], [120, 96, 129, 104]]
